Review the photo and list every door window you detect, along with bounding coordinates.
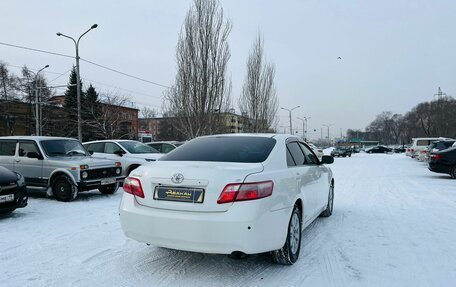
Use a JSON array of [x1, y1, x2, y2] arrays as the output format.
[[105, 142, 123, 154], [162, 144, 175, 153], [86, 143, 105, 153], [299, 143, 318, 164], [18, 142, 40, 157], [286, 148, 296, 167], [0, 141, 16, 156], [150, 144, 162, 152], [287, 142, 306, 166]]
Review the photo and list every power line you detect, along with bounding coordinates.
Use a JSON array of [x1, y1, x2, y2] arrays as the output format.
[[0, 41, 73, 59], [48, 69, 72, 83], [81, 77, 163, 99], [80, 58, 170, 88], [1, 41, 171, 89]]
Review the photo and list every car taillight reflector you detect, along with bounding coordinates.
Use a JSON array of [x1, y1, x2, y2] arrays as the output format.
[[217, 181, 274, 204], [431, 154, 442, 160], [123, 177, 144, 198]]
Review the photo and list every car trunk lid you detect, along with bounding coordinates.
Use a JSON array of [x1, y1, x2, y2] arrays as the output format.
[[132, 161, 263, 212]]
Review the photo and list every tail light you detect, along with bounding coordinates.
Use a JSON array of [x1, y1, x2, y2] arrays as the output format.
[[123, 177, 144, 198], [420, 150, 427, 154], [217, 181, 274, 204], [431, 154, 442, 160]]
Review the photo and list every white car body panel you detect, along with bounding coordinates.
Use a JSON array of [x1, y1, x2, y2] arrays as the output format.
[[84, 140, 162, 176], [119, 134, 333, 255]]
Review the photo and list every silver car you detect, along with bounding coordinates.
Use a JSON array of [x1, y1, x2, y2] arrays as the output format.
[[0, 136, 124, 202]]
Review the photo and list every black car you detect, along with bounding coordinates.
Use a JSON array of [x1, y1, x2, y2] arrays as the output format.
[[0, 166, 28, 214], [429, 146, 456, 179], [331, 148, 351, 157], [366, 146, 392, 154]]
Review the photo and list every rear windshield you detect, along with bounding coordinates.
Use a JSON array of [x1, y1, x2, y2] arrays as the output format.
[[416, 140, 431, 146], [160, 136, 276, 163]]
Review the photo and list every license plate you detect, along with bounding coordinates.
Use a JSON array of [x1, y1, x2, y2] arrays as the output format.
[[154, 186, 204, 203], [101, 178, 116, 185], [0, 194, 14, 203]]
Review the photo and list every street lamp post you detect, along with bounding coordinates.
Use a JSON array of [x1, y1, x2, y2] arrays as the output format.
[[322, 123, 335, 142], [57, 24, 98, 141], [297, 116, 311, 141], [35, 65, 49, 136], [281, 106, 300, 135]]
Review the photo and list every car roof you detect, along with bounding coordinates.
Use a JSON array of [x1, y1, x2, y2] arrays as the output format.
[[0, 136, 79, 141], [199, 133, 292, 140], [149, 141, 184, 144], [83, 139, 139, 144]]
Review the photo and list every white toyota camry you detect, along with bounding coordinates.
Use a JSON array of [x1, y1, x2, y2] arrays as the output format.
[[119, 134, 335, 264]]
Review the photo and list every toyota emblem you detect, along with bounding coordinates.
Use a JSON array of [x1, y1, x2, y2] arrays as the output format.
[[171, 173, 184, 184]]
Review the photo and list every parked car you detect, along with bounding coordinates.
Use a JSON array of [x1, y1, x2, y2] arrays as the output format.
[[307, 143, 323, 161], [392, 146, 406, 153], [83, 140, 162, 177], [425, 140, 456, 162], [409, 137, 453, 158], [120, 134, 335, 265], [365, 146, 392, 154], [331, 147, 351, 157], [428, 146, 456, 179], [147, 141, 185, 154], [0, 136, 124, 202], [0, 166, 27, 214]]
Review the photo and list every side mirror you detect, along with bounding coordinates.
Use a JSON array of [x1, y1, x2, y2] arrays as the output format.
[[88, 150, 94, 155], [27, 152, 43, 160], [321, 155, 334, 164], [114, 150, 125, 157]]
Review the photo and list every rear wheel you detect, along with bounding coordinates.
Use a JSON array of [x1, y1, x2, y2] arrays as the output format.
[[451, 166, 456, 179], [320, 183, 334, 217], [98, 183, 119, 194], [270, 205, 301, 265], [53, 175, 77, 202]]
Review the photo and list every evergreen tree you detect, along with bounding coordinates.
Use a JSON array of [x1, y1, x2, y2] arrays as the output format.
[[63, 67, 83, 139], [82, 84, 101, 141]]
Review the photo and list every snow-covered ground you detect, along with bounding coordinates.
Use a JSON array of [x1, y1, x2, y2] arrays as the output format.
[[1, 153, 456, 287]]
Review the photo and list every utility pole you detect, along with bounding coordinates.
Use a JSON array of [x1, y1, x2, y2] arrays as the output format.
[[434, 87, 446, 99], [322, 123, 335, 143], [281, 106, 300, 135], [34, 65, 49, 135], [297, 116, 311, 141]]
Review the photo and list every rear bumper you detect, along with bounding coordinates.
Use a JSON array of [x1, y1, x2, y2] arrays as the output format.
[[428, 162, 451, 174], [0, 184, 27, 213], [119, 193, 291, 254]]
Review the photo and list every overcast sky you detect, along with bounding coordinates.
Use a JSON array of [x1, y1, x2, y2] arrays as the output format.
[[1, 0, 455, 139]]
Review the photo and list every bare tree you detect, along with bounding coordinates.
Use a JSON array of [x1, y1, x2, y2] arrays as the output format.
[[85, 91, 135, 139], [140, 107, 157, 119], [239, 33, 278, 133], [163, 0, 232, 139]]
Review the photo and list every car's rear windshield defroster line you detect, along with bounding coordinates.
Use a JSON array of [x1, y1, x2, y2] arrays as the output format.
[[160, 136, 276, 163]]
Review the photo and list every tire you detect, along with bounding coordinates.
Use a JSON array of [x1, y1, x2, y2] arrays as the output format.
[[270, 205, 302, 265], [98, 183, 119, 194], [320, 183, 334, 217], [451, 166, 456, 179], [52, 175, 78, 202]]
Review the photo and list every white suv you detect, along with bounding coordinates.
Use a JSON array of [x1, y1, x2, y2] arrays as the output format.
[[410, 137, 453, 159], [83, 140, 162, 176]]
